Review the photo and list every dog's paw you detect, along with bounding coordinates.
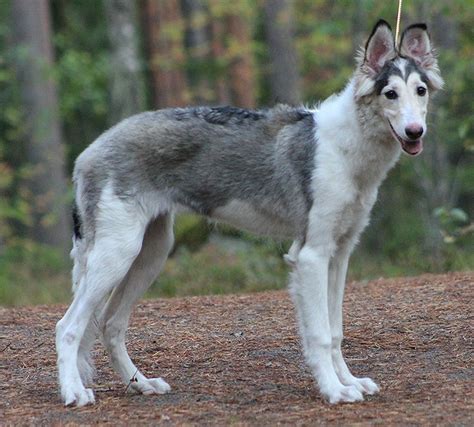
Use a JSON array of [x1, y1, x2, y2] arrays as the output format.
[[128, 377, 171, 395], [62, 384, 95, 407], [323, 385, 364, 404], [341, 375, 380, 395], [355, 377, 380, 395]]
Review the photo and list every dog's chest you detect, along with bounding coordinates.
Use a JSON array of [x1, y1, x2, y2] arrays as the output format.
[[310, 154, 380, 244]]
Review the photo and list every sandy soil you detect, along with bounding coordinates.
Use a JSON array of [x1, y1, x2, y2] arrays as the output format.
[[1, 272, 473, 425]]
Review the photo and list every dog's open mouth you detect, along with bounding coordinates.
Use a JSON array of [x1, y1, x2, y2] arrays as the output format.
[[388, 121, 423, 156]]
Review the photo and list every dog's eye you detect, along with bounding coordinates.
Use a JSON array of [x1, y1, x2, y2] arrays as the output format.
[[417, 86, 427, 96], [384, 90, 398, 100]]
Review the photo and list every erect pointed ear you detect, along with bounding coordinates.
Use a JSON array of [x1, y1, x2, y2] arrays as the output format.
[[363, 19, 396, 75], [399, 23, 431, 60], [399, 23, 444, 90]]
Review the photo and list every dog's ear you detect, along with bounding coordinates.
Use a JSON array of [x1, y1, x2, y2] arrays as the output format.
[[363, 19, 396, 75], [399, 24, 444, 90]]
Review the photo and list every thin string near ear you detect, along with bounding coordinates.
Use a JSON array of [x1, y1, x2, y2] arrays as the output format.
[[395, 0, 403, 45]]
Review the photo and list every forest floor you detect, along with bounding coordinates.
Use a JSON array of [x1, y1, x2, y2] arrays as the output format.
[[1, 272, 473, 425]]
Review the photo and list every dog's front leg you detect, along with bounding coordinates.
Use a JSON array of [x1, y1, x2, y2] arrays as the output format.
[[328, 249, 380, 395], [290, 244, 364, 404]]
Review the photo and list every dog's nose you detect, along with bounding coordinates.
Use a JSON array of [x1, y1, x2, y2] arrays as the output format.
[[405, 125, 424, 140]]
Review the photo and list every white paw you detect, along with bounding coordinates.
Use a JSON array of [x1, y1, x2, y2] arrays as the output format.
[[356, 377, 380, 395], [323, 385, 364, 404], [62, 384, 95, 407], [340, 375, 380, 395], [128, 377, 171, 395]]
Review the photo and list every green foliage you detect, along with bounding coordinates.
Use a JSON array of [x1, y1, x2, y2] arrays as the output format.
[[0, 1, 472, 306], [0, 239, 70, 306], [434, 207, 472, 244], [174, 214, 211, 250], [148, 237, 288, 298]]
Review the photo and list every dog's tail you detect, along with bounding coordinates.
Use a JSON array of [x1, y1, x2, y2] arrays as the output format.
[[72, 202, 82, 241], [70, 201, 87, 294]]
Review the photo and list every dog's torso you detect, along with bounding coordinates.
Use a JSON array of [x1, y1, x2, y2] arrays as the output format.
[[76, 105, 317, 240]]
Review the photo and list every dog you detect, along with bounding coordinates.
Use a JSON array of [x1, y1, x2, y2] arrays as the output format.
[[56, 19, 443, 406]]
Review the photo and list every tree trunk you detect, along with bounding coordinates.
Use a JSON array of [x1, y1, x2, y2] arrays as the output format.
[[226, 11, 256, 108], [351, 1, 367, 58], [141, 0, 188, 108], [10, 0, 71, 253], [209, 16, 231, 105], [181, 0, 213, 104], [263, 0, 300, 105], [104, 0, 145, 124]]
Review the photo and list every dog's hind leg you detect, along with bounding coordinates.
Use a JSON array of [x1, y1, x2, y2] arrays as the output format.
[[99, 213, 174, 395], [69, 233, 100, 387], [56, 187, 149, 406], [328, 248, 380, 395]]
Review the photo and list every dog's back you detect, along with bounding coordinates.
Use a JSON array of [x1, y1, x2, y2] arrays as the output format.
[[74, 105, 316, 239]]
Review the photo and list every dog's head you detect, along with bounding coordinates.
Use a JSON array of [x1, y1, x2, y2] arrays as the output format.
[[354, 19, 444, 156]]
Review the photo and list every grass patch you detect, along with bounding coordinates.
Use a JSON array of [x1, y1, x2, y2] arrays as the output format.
[[0, 233, 472, 306], [147, 236, 289, 298], [0, 240, 71, 306]]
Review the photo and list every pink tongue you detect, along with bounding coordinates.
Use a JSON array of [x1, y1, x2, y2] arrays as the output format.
[[403, 139, 423, 155]]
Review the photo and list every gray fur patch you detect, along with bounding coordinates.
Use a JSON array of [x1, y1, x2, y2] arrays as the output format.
[[73, 105, 317, 240]]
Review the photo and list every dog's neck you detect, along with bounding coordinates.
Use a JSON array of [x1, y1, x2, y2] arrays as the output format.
[[315, 80, 401, 189]]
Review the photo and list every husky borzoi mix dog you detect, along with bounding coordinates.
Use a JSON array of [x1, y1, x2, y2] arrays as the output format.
[[56, 20, 443, 406]]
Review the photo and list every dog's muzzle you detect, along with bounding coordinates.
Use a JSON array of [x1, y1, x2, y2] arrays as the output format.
[[388, 121, 423, 156]]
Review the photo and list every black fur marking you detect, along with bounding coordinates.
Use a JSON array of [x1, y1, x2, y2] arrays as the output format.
[[72, 203, 82, 240], [374, 60, 403, 94], [374, 57, 430, 94], [403, 57, 429, 85], [172, 106, 265, 125], [203, 106, 265, 125], [375, 56, 429, 95]]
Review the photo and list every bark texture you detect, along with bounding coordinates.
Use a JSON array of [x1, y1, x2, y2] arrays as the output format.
[[11, 0, 71, 252]]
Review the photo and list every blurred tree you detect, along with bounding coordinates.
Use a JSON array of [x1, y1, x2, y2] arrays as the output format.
[[181, 0, 213, 104], [226, 4, 256, 108], [412, 3, 457, 264], [50, 0, 109, 165], [10, 0, 71, 253], [209, 10, 231, 104], [351, 0, 368, 56], [141, 0, 189, 108], [104, 0, 145, 123], [263, 0, 301, 104]]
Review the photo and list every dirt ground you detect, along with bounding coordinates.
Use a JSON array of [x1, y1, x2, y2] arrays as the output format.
[[1, 272, 473, 425]]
